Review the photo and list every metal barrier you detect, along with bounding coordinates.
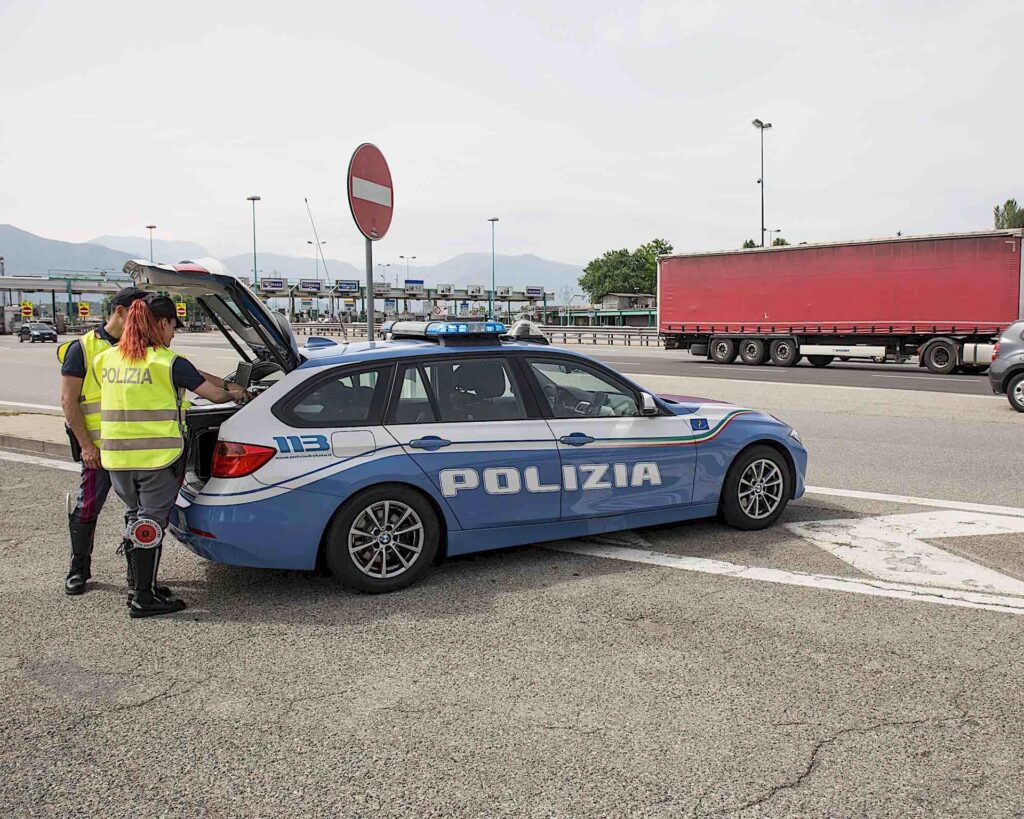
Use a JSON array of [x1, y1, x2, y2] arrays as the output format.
[[290, 323, 662, 346]]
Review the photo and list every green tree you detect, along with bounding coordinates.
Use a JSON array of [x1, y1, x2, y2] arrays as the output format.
[[742, 239, 758, 248], [771, 237, 790, 246], [578, 238, 672, 301], [994, 199, 1024, 229]]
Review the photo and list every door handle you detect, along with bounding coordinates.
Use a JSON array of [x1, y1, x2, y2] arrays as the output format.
[[409, 436, 451, 451], [559, 433, 595, 446]]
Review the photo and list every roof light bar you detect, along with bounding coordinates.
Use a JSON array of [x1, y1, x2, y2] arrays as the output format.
[[388, 320, 507, 339]]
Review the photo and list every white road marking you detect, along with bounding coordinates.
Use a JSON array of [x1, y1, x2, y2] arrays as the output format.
[[548, 541, 1024, 616], [0, 400, 63, 412], [788, 511, 1024, 595], [804, 486, 1024, 518], [0, 450, 78, 472]]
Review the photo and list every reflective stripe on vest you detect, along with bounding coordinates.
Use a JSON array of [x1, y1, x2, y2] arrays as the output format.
[[57, 330, 112, 444], [96, 345, 184, 471]]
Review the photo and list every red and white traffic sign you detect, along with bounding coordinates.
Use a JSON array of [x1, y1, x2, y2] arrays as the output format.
[[347, 143, 393, 241]]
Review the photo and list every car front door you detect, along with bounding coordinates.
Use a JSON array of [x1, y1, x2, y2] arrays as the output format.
[[383, 355, 561, 530], [523, 356, 697, 520]]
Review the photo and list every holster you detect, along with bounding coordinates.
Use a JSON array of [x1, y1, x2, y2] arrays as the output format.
[[66, 424, 82, 463]]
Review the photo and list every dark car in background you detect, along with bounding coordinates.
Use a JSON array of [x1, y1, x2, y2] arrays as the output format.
[[19, 322, 58, 343], [990, 320, 1024, 412]]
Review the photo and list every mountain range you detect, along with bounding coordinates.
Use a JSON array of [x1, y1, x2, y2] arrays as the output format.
[[0, 225, 584, 295]]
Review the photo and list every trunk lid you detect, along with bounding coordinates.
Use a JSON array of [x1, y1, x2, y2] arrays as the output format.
[[124, 258, 302, 372]]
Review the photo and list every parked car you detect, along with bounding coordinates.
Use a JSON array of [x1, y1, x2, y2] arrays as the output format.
[[989, 320, 1024, 412], [19, 322, 58, 343]]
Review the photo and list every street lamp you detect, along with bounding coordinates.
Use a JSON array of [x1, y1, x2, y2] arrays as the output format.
[[307, 240, 327, 315], [398, 256, 416, 316], [768, 229, 783, 245], [145, 225, 157, 262], [752, 119, 772, 247], [487, 217, 499, 320], [246, 195, 261, 287]]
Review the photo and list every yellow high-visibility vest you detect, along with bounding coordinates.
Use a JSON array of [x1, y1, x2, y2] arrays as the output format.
[[57, 329, 111, 445], [94, 345, 185, 471]]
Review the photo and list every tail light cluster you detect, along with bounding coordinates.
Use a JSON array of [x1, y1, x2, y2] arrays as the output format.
[[992, 342, 999, 362], [211, 441, 276, 478]]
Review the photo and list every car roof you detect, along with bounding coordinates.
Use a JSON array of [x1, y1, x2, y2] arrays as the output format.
[[299, 339, 607, 370]]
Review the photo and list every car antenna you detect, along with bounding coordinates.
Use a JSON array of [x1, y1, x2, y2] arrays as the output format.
[[304, 197, 347, 342]]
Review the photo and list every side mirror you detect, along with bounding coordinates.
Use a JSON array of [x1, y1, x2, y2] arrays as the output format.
[[640, 392, 659, 416]]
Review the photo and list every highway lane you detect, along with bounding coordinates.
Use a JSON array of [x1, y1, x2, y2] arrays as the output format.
[[0, 332, 995, 411]]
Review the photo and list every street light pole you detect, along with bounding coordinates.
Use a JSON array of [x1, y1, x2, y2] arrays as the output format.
[[487, 217, 499, 320], [145, 225, 156, 262], [752, 119, 772, 247], [398, 255, 416, 315], [247, 195, 261, 287], [768, 229, 783, 245]]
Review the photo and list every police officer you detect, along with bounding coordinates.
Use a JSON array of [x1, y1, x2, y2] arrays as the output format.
[[92, 294, 246, 618], [59, 287, 149, 595]]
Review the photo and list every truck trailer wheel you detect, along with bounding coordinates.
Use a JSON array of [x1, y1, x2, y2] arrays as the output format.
[[807, 355, 834, 368], [739, 339, 768, 365], [769, 339, 799, 367], [710, 338, 738, 364], [923, 341, 957, 375]]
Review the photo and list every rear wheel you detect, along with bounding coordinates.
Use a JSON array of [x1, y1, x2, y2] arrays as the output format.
[[719, 445, 792, 530], [923, 341, 957, 374], [1008, 373, 1024, 413], [807, 355, 834, 368], [738, 338, 768, 365], [769, 339, 799, 367], [325, 485, 440, 593], [709, 338, 737, 364]]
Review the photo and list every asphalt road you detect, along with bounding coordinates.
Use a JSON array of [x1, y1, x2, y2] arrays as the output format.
[[0, 332, 996, 413], [1, 357, 1022, 817]]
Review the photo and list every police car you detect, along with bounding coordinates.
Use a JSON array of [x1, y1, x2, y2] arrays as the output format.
[[128, 259, 808, 593]]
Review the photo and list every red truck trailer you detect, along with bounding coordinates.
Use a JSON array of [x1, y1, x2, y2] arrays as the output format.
[[657, 230, 1024, 374]]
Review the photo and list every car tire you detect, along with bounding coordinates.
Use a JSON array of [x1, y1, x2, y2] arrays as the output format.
[[769, 339, 799, 367], [923, 341, 957, 374], [324, 484, 440, 593], [709, 338, 737, 364], [1007, 373, 1024, 413], [738, 338, 768, 365], [719, 445, 792, 531], [807, 355, 833, 368]]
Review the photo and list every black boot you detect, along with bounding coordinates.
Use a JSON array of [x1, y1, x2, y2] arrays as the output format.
[[65, 520, 95, 596], [128, 546, 186, 619], [124, 538, 173, 607]]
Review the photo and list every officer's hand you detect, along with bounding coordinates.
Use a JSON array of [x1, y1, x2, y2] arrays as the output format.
[[226, 384, 247, 403], [81, 443, 102, 470]]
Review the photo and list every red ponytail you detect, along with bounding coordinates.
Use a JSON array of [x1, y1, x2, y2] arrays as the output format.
[[119, 299, 166, 361]]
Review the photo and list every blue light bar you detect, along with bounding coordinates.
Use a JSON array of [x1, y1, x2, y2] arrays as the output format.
[[424, 321, 506, 336]]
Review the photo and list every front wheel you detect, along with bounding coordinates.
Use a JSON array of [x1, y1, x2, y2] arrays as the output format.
[[324, 485, 440, 593], [807, 355, 833, 368], [719, 445, 792, 530], [1008, 373, 1024, 413]]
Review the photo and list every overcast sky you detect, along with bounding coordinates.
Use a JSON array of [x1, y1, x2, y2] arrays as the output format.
[[1, 0, 1020, 267]]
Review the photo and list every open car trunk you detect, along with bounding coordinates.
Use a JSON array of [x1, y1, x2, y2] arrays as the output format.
[[124, 258, 303, 492]]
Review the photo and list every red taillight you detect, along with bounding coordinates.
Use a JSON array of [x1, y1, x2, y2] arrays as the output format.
[[992, 342, 999, 362], [210, 441, 276, 478]]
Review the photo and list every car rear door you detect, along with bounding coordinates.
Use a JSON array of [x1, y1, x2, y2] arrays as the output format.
[[522, 355, 697, 520], [383, 354, 561, 530]]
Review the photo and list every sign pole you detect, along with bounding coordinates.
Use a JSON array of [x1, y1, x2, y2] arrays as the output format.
[[365, 238, 374, 340]]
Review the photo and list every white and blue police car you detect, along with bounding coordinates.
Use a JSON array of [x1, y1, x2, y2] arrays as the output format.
[[128, 259, 808, 593]]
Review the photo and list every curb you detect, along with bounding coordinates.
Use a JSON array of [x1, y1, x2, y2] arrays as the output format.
[[0, 434, 72, 460]]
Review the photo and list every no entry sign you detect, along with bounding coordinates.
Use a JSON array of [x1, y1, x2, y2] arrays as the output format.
[[347, 143, 393, 241]]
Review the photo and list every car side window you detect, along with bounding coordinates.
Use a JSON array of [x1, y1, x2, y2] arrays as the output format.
[[391, 365, 438, 424], [527, 358, 640, 418], [286, 367, 388, 426], [402, 358, 526, 423]]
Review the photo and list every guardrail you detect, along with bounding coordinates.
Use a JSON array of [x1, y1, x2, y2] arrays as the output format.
[[290, 323, 662, 346]]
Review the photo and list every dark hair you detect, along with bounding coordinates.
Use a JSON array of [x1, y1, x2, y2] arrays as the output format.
[[111, 287, 149, 310]]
